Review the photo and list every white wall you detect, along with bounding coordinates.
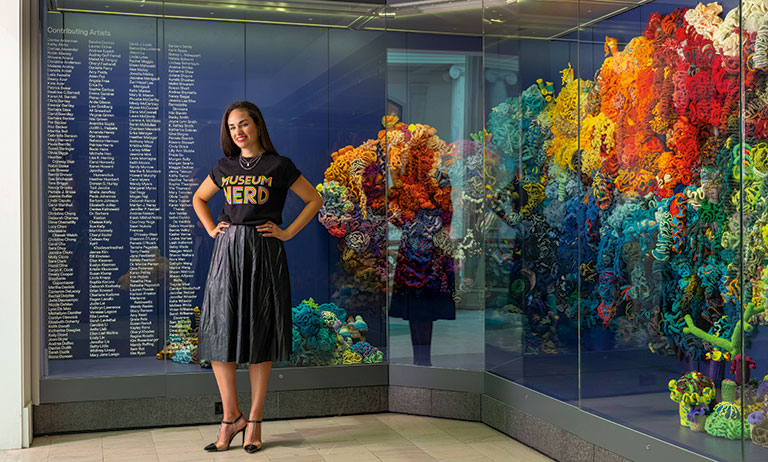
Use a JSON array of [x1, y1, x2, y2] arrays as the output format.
[[0, 0, 29, 450]]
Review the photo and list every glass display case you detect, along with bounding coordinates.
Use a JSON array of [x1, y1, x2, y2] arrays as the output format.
[[483, 0, 768, 459], [41, 1, 392, 378], [40, 0, 768, 459]]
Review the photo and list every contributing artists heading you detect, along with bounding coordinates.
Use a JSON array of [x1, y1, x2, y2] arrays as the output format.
[[47, 26, 112, 37]]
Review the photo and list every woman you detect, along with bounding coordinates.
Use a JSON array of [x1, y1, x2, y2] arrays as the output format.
[[192, 101, 322, 453]]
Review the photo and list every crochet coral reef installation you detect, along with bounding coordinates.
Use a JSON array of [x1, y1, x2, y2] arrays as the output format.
[[487, 0, 768, 361], [318, 116, 473, 303]]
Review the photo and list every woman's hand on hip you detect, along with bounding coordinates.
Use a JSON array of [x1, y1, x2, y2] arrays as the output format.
[[257, 221, 290, 241], [208, 221, 230, 238]]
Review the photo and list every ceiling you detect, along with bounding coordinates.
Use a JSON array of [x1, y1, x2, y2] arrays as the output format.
[[49, 0, 652, 39]]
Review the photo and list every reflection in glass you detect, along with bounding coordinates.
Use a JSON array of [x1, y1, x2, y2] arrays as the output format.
[[384, 36, 485, 369], [483, 35, 581, 398]]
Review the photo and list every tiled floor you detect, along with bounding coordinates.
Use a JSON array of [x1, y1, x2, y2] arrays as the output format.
[[4, 413, 554, 462]]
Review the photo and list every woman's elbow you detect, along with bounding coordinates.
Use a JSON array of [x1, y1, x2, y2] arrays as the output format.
[[311, 194, 323, 212], [192, 192, 207, 207]]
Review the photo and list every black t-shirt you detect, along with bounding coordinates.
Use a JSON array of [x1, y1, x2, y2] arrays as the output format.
[[209, 152, 301, 226]]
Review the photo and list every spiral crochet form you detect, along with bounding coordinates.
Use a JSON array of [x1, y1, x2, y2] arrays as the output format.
[[755, 21, 768, 69], [668, 371, 716, 406]]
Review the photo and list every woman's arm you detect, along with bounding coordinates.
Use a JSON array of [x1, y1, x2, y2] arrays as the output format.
[[257, 175, 322, 240], [192, 176, 229, 238]]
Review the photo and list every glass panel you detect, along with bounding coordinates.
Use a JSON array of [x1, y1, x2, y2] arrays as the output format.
[[483, 20, 526, 385], [316, 27, 389, 366], [483, 0, 580, 400], [573, 0, 765, 460], [42, 12, 169, 377], [576, 0, 672, 437], [739, 0, 768, 459], [162, 18, 246, 373], [244, 23, 335, 368], [385, 4, 486, 369], [41, 2, 390, 379]]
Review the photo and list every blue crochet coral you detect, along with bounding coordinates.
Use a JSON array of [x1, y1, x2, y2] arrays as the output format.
[[290, 298, 381, 366]]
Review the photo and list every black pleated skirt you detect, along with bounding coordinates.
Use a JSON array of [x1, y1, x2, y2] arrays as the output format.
[[199, 225, 292, 363]]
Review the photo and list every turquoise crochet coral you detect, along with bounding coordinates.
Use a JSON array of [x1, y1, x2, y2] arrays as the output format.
[[290, 298, 382, 366]]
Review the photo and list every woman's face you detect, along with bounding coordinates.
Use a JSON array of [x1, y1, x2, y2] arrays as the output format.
[[228, 108, 260, 153]]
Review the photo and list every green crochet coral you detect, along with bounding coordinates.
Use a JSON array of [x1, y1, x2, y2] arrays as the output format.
[[721, 379, 737, 403], [682, 302, 765, 357], [705, 414, 751, 440]]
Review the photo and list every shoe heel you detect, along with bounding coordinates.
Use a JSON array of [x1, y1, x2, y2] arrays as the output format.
[[204, 413, 244, 452]]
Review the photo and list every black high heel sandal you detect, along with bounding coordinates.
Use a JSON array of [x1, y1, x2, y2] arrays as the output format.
[[203, 413, 245, 452], [243, 419, 262, 453]]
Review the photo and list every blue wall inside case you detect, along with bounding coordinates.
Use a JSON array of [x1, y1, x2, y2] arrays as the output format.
[[42, 11, 388, 368], [44, 13, 163, 361], [244, 23, 331, 304]]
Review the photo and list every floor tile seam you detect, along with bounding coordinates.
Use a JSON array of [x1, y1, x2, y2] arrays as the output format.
[[154, 426, 165, 461], [282, 417, 362, 456], [309, 417, 429, 462], [371, 414, 411, 437], [374, 412, 444, 438], [395, 423, 456, 446], [312, 422, 371, 455], [303, 435, 346, 454]]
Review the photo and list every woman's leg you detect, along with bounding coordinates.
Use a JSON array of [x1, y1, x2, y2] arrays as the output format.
[[245, 361, 272, 447], [409, 319, 434, 366], [211, 361, 245, 448]]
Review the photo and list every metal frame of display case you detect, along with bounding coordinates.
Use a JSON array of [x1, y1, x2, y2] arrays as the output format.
[[40, 364, 389, 402]]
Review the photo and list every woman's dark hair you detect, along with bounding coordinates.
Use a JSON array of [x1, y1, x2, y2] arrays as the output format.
[[220, 101, 278, 157]]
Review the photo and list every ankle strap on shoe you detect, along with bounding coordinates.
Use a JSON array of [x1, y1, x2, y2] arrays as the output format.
[[223, 414, 244, 425], [247, 419, 262, 423]]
